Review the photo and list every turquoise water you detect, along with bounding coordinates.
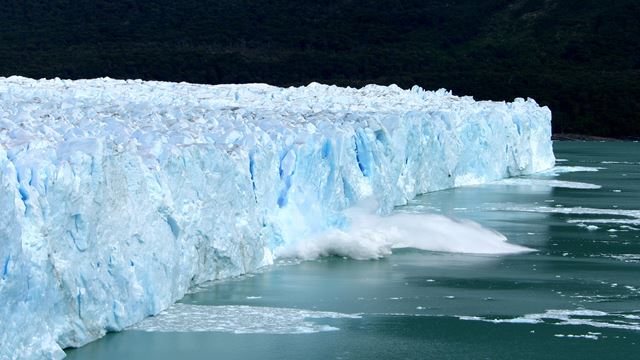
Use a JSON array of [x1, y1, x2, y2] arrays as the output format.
[[67, 141, 640, 359]]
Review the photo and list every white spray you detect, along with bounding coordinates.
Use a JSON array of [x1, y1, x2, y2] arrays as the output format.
[[276, 202, 532, 260]]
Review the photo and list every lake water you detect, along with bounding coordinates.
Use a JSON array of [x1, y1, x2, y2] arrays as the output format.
[[66, 141, 640, 359]]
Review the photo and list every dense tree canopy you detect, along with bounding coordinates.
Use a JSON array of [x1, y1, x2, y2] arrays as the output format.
[[1, 0, 638, 137]]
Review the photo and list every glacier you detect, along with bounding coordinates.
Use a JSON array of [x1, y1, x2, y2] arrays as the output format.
[[0, 76, 554, 359]]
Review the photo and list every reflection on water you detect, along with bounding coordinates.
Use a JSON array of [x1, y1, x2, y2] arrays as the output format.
[[67, 142, 640, 359]]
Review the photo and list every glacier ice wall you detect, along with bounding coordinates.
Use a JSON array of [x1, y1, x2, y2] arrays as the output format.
[[0, 77, 554, 358]]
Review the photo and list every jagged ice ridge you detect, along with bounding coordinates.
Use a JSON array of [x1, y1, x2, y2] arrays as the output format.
[[0, 77, 554, 359]]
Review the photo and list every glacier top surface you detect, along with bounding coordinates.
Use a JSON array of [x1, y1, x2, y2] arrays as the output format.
[[0, 77, 554, 360], [0, 76, 543, 161]]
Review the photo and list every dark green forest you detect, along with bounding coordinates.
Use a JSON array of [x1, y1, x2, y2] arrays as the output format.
[[1, 0, 639, 137]]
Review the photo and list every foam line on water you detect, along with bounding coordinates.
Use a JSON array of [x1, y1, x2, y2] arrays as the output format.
[[568, 219, 640, 226], [458, 309, 640, 332], [129, 304, 361, 333], [492, 178, 601, 189], [601, 161, 640, 165], [553, 333, 601, 340], [542, 166, 603, 174], [276, 204, 532, 260], [491, 206, 640, 219], [596, 254, 640, 263]]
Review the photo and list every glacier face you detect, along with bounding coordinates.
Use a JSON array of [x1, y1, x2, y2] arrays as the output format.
[[0, 77, 554, 359]]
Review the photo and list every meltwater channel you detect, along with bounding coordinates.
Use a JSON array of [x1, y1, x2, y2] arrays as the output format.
[[67, 141, 640, 359]]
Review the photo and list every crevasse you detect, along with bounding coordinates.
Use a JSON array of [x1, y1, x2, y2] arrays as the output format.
[[0, 77, 554, 359]]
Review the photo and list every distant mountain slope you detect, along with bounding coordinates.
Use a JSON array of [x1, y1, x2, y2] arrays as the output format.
[[1, 0, 638, 137]]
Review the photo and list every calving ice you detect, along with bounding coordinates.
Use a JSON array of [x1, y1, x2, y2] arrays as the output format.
[[0, 77, 554, 359]]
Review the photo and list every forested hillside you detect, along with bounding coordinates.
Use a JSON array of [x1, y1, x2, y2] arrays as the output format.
[[1, 0, 638, 137]]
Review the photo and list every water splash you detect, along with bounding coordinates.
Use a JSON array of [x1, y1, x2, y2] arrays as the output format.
[[276, 203, 531, 260]]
